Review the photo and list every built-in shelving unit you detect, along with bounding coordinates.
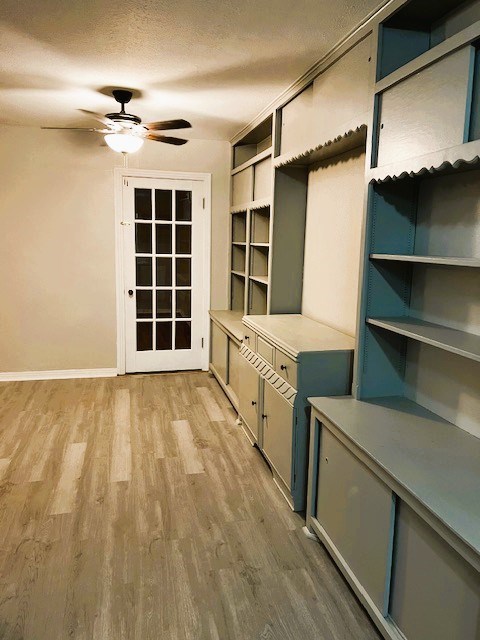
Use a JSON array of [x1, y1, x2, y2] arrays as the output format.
[[306, 3, 480, 640]]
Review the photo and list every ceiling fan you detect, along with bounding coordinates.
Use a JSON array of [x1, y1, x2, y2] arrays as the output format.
[[42, 89, 191, 153]]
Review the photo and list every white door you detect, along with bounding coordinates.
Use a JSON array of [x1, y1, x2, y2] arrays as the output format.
[[122, 176, 207, 373]]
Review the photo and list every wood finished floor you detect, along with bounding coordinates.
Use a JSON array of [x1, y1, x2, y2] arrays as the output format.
[[0, 372, 380, 640]]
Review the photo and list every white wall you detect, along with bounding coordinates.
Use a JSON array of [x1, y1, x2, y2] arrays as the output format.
[[301, 146, 365, 337], [0, 125, 230, 373]]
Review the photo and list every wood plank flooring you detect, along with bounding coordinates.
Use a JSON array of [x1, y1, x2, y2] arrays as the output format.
[[0, 372, 380, 640]]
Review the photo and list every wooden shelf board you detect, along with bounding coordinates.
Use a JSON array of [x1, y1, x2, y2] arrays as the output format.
[[308, 395, 480, 560], [231, 270, 246, 279], [231, 147, 272, 176], [232, 241, 247, 247], [249, 275, 269, 285], [368, 316, 480, 363], [370, 254, 480, 268], [251, 242, 270, 248]]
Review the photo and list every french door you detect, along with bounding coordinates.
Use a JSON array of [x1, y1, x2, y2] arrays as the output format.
[[122, 176, 207, 373]]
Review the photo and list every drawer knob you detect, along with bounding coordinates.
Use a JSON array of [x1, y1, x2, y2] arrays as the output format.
[[262, 414, 267, 419], [280, 364, 287, 371], [251, 400, 257, 406], [244, 335, 249, 340]]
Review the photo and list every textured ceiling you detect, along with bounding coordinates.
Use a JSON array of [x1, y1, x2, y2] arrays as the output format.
[[0, 0, 383, 140]]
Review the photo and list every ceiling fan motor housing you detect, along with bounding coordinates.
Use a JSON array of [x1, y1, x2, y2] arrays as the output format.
[[107, 89, 142, 124]]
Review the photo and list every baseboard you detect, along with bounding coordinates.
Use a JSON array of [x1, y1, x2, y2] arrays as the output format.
[[0, 368, 118, 382]]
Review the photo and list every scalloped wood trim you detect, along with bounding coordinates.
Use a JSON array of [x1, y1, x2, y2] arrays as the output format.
[[371, 155, 480, 183], [274, 124, 367, 169]]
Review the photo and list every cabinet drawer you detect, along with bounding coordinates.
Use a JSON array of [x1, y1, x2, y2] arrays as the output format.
[[257, 336, 274, 365], [275, 350, 298, 388], [242, 326, 256, 350]]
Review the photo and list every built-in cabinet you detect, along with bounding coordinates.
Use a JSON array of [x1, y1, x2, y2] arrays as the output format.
[[307, 1, 480, 638], [238, 315, 354, 510]]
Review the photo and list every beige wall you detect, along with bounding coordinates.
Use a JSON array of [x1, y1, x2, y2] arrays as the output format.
[[301, 147, 365, 337], [0, 125, 230, 373]]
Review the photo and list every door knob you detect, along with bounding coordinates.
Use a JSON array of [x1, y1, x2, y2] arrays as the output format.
[[128, 289, 134, 297]]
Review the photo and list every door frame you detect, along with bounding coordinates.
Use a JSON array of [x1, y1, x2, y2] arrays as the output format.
[[114, 168, 212, 375]]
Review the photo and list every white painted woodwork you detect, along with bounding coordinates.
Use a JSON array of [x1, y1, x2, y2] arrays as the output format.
[[238, 355, 260, 441], [232, 167, 253, 206], [431, 0, 480, 47], [228, 338, 241, 398], [302, 147, 366, 337], [391, 501, 480, 640], [274, 349, 298, 389], [257, 336, 274, 366], [280, 84, 313, 155], [253, 157, 272, 201], [243, 314, 355, 359], [123, 176, 206, 373], [376, 47, 472, 167], [262, 382, 294, 490], [211, 321, 228, 382], [312, 36, 372, 146], [316, 427, 392, 612]]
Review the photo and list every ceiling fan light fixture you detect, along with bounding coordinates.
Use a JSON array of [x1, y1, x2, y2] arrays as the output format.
[[104, 133, 144, 153]]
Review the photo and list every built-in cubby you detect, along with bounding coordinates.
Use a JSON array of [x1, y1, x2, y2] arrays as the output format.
[[249, 245, 269, 280], [249, 279, 268, 315], [231, 244, 246, 274], [250, 206, 270, 244], [230, 273, 245, 312], [377, 0, 480, 80], [231, 211, 247, 243], [232, 116, 273, 169]]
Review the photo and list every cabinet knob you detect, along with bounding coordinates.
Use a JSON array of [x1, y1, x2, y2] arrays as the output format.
[[280, 364, 287, 371], [251, 400, 257, 406], [244, 335, 249, 340], [262, 414, 267, 420]]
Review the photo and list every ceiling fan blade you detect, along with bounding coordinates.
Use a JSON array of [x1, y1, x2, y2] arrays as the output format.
[[144, 119, 191, 131], [146, 134, 188, 145], [78, 109, 114, 127], [41, 126, 105, 132]]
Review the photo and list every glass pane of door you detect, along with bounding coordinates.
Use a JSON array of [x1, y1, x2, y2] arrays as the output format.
[[132, 184, 195, 357]]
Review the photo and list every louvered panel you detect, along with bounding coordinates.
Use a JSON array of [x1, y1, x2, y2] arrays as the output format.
[[240, 345, 297, 405]]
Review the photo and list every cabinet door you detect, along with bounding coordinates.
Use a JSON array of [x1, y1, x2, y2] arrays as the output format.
[[211, 321, 228, 383], [376, 47, 471, 167], [238, 356, 260, 440], [263, 382, 294, 489], [316, 427, 392, 612]]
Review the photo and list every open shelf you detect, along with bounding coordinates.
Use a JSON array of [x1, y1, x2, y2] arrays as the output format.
[[250, 207, 271, 244], [232, 116, 273, 169], [249, 275, 269, 285], [249, 279, 268, 315], [367, 316, 480, 363], [231, 211, 247, 243], [231, 147, 272, 176], [231, 270, 246, 278], [370, 254, 480, 267], [230, 273, 246, 312], [377, 0, 480, 81]]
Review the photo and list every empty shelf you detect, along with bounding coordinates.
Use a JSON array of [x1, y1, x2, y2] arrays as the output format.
[[368, 316, 480, 363], [249, 275, 269, 285], [370, 254, 480, 267]]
